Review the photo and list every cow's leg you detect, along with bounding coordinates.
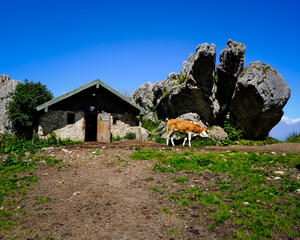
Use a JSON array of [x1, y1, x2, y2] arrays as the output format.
[[170, 132, 176, 146], [166, 129, 174, 146], [166, 130, 170, 145], [183, 132, 188, 146], [183, 136, 187, 146], [188, 132, 192, 147]]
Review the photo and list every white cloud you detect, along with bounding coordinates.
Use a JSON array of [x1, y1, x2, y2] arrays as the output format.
[[281, 116, 300, 125], [269, 116, 300, 141]]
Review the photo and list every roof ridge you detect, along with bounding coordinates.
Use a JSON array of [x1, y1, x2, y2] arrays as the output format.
[[36, 79, 146, 114]]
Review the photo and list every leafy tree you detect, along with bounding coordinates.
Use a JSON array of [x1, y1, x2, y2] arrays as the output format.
[[6, 80, 53, 138]]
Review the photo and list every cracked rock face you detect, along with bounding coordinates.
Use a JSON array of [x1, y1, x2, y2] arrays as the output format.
[[215, 39, 246, 123], [131, 82, 155, 110], [229, 61, 291, 140], [156, 43, 218, 124], [0, 74, 20, 134]]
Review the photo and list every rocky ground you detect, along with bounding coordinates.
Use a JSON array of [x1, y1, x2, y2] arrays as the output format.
[[3, 141, 300, 240]]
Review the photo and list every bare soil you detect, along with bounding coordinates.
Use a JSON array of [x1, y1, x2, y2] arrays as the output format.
[[3, 141, 300, 239]]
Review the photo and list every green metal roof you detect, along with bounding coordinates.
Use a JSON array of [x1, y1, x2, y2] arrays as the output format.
[[36, 79, 147, 114]]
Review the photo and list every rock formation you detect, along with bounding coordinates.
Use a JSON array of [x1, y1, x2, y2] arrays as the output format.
[[132, 40, 291, 139], [215, 40, 246, 123], [156, 43, 218, 124], [0, 74, 20, 134], [131, 82, 155, 110], [229, 62, 291, 139]]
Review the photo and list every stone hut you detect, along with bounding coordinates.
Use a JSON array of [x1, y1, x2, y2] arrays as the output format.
[[36, 79, 147, 142]]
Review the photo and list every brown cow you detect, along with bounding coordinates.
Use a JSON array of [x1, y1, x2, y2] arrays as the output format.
[[166, 119, 209, 147]]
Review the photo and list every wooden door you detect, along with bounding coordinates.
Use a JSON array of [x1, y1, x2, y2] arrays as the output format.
[[97, 113, 111, 142]]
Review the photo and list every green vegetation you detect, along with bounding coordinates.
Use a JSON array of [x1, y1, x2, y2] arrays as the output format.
[[0, 133, 81, 231], [142, 119, 162, 132], [239, 138, 282, 146], [223, 121, 243, 142], [149, 186, 165, 195], [161, 90, 170, 99], [191, 137, 217, 147], [158, 206, 172, 214], [6, 80, 53, 139], [124, 132, 136, 140], [168, 228, 180, 236], [286, 132, 300, 143], [112, 132, 137, 141], [149, 105, 156, 111], [0, 131, 82, 156], [173, 176, 189, 183], [177, 74, 189, 84], [111, 135, 122, 141], [131, 149, 300, 239]]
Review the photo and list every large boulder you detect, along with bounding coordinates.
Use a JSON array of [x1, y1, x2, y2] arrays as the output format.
[[111, 120, 149, 140], [216, 39, 246, 123], [156, 43, 219, 124], [175, 112, 206, 128], [0, 74, 20, 133], [131, 82, 155, 111], [229, 61, 291, 140]]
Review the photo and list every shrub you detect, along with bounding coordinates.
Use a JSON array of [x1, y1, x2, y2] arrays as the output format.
[[142, 119, 162, 132], [124, 132, 136, 140], [223, 122, 242, 141], [6, 80, 53, 139], [192, 137, 216, 147], [112, 136, 122, 141], [285, 132, 300, 143]]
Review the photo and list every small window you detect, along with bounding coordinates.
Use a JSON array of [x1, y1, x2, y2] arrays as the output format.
[[67, 113, 75, 124]]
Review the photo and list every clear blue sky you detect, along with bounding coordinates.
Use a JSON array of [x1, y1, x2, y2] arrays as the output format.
[[1, 0, 299, 135]]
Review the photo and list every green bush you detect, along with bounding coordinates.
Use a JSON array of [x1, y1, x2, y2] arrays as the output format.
[[6, 80, 53, 139], [124, 132, 136, 140], [112, 136, 122, 141], [191, 137, 216, 147], [142, 119, 162, 132], [285, 131, 300, 143], [223, 121, 243, 141]]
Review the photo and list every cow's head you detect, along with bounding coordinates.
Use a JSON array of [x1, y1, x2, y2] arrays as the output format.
[[199, 128, 209, 138]]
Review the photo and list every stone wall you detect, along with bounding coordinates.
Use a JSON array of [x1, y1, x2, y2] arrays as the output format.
[[38, 110, 85, 141], [0, 74, 20, 134], [110, 113, 149, 140]]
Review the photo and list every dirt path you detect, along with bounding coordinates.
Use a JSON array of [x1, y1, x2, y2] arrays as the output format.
[[4, 141, 300, 239], [78, 141, 300, 154]]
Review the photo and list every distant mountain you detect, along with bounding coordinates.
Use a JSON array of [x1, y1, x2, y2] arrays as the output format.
[[269, 116, 300, 141]]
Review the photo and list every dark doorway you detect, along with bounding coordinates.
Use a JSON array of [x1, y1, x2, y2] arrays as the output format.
[[85, 113, 97, 141]]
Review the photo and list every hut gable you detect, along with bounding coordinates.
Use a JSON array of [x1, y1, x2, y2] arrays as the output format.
[[37, 79, 146, 115]]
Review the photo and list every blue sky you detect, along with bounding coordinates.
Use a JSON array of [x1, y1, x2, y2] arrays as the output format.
[[1, 0, 299, 139]]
